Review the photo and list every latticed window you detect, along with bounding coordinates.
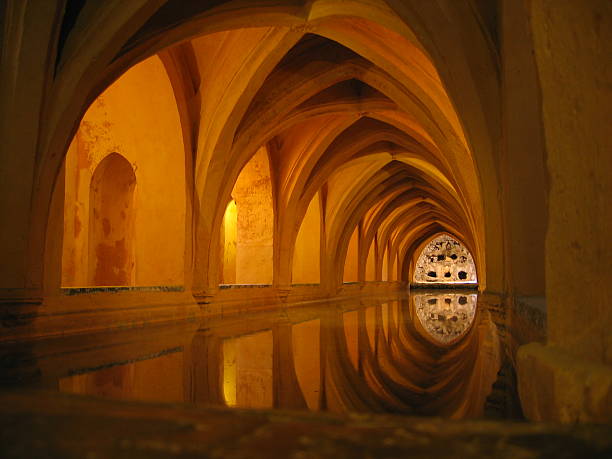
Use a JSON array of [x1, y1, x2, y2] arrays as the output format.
[[413, 234, 477, 284]]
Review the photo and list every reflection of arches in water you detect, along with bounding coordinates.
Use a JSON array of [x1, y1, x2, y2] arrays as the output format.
[[328, 297, 498, 417], [413, 234, 477, 284], [413, 294, 477, 344], [88, 153, 136, 286], [50, 296, 499, 419]]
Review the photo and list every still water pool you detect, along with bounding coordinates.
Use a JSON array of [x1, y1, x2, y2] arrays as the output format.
[[1, 290, 504, 418]]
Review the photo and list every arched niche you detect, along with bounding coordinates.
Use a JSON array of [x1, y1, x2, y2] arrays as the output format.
[[88, 153, 136, 286], [412, 234, 477, 284]]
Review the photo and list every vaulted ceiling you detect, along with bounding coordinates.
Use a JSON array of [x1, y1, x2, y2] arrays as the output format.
[[29, 0, 503, 290]]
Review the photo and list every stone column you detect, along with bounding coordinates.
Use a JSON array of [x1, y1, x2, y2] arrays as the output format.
[[517, 0, 612, 423]]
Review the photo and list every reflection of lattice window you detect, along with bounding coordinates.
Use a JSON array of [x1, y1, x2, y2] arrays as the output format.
[[413, 234, 477, 284], [413, 293, 477, 343]]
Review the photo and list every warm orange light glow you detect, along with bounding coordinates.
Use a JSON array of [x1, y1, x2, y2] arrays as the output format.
[[292, 194, 321, 284], [61, 55, 186, 288], [232, 147, 274, 284], [222, 331, 273, 409], [221, 200, 237, 284], [343, 227, 359, 283]]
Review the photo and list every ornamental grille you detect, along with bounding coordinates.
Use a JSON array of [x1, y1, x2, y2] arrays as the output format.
[[413, 234, 477, 284]]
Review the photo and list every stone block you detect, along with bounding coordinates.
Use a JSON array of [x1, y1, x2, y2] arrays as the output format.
[[517, 342, 612, 423]]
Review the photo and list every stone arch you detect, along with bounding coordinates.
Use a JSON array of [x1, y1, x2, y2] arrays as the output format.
[[19, 0, 505, 297]]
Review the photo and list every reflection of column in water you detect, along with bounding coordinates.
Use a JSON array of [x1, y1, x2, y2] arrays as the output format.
[[184, 332, 223, 405]]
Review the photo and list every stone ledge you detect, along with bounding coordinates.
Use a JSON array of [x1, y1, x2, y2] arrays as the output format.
[[218, 284, 272, 289], [517, 342, 612, 423], [410, 283, 478, 290], [2, 285, 408, 342], [62, 285, 184, 295]]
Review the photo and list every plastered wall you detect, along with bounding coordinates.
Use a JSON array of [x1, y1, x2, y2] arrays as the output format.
[[232, 147, 274, 284], [61, 55, 186, 287], [343, 227, 359, 283], [292, 194, 321, 284], [220, 200, 238, 284]]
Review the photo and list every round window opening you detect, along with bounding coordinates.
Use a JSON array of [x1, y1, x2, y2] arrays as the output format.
[[413, 234, 477, 284]]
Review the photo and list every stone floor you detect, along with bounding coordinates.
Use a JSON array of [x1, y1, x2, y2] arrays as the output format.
[[1, 391, 610, 458]]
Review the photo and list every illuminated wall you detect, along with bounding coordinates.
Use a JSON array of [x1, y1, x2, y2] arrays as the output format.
[[389, 255, 397, 282], [88, 154, 136, 286], [343, 227, 359, 283], [61, 55, 186, 287], [365, 241, 376, 281], [381, 248, 389, 282], [292, 194, 321, 284], [232, 147, 274, 284], [220, 200, 237, 284]]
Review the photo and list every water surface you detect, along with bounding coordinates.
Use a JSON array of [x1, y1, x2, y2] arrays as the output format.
[[1, 291, 502, 418]]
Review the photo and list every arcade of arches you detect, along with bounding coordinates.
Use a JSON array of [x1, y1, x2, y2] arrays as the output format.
[[0, 0, 611, 443]]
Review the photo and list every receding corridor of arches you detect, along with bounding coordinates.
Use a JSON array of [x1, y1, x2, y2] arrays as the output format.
[[0, 1, 611, 456]]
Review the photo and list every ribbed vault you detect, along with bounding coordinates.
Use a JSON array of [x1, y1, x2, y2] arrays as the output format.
[[187, 28, 484, 290], [33, 0, 501, 295]]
